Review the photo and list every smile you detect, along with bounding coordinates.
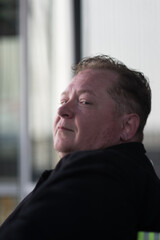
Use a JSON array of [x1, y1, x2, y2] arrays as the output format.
[[58, 126, 74, 132]]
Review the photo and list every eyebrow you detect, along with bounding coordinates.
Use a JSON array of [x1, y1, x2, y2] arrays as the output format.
[[61, 89, 96, 97], [77, 89, 96, 96]]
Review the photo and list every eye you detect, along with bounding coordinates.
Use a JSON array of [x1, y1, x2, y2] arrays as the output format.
[[80, 100, 91, 105], [60, 99, 68, 105]]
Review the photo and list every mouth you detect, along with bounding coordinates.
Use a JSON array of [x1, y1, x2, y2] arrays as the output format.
[[58, 126, 74, 132]]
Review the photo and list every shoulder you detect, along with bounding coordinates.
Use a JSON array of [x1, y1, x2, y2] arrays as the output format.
[[53, 144, 136, 186], [58, 142, 145, 171], [55, 142, 159, 188]]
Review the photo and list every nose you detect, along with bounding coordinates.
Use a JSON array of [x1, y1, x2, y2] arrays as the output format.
[[57, 101, 74, 119]]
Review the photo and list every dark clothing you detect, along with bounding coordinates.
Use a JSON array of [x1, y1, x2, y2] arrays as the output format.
[[0, 142, 160, 239]]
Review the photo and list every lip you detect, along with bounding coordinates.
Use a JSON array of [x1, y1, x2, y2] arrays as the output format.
[[58, 126, 74, 132]]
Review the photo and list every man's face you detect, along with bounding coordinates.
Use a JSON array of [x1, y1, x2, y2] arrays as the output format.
[[53, 69, 124, 158]]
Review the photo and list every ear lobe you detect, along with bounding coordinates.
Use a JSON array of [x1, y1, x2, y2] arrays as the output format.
[[120, 113, 140, 142]]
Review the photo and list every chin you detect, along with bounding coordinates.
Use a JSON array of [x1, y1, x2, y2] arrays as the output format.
[[54, 142, 73, 155]]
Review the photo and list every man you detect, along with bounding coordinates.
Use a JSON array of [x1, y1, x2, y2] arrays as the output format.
[[0, 55, 160, 239]]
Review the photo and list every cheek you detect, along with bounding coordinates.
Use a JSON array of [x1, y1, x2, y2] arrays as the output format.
[[76, 114, 104, 140], [53, 116, 60, 135], [76, 114, 97, 130], [85, 114, 120, 139]]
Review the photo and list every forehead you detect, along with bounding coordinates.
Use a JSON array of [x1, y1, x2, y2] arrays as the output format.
[[65, 69, 117, 94]]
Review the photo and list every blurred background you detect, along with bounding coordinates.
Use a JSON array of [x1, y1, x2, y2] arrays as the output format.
[[0, 0, 160, 224]]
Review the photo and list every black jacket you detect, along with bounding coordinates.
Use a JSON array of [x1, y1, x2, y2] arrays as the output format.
[[0, 142, 160, 239]]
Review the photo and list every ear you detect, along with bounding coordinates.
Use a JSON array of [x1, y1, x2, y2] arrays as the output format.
[[120, 113, 140, 142]]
